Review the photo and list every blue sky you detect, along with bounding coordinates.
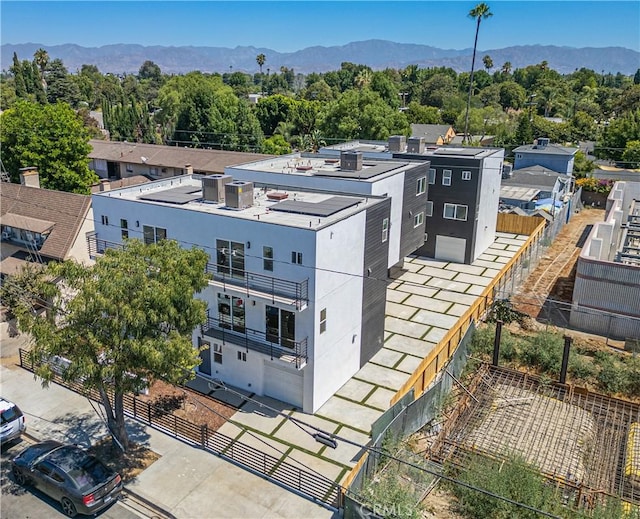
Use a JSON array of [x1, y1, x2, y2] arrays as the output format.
[[2, 1, 639, 52]]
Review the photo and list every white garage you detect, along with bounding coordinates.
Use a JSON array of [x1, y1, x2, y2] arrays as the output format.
[[263, 362, 303, 408], [435, 235, 467, 263]]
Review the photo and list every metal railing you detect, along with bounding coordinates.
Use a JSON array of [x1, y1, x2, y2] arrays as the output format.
[[203, 314, 308, 368], [206, 262, 308, 310], [18, 348, 341, 509]]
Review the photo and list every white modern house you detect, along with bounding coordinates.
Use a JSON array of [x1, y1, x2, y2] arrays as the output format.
[[90, 174, 393, 413]]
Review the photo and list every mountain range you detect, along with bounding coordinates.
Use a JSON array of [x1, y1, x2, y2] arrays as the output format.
[[2, 40, 639, 76]]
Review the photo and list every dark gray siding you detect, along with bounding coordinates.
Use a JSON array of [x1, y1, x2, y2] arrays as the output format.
[[360, 198, 391, 367], [413, 155, 483, 264], [400, 162, 430, 258]]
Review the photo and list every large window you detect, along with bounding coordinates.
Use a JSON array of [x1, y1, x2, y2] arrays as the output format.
[[443, 203, 468, 221], [217, 239, 245, 278], [428, 168, 436, 184], [442, 170, 452, 186], [218, 293, 245, 333], [143, 225, 166, 245], [263, 246, 273, 271], [416, 176, 427, 195], [266, 306, 296, 348], [120, 219, 128, 240]]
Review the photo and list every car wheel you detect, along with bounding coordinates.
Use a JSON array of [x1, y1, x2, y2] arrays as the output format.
[[12, 466, 26, 486], [60, 497, 77, 518]]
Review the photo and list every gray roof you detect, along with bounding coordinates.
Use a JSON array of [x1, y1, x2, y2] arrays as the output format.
[[512, 143, 578, 156], [410, 124, 454, 143], [89, 140, 275, 174], [503, 166, 569, 189]]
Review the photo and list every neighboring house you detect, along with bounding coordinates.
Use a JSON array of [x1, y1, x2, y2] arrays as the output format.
[[410, 124, 456, 145], [512, 138, 578, 175], [500, 166, 574, 211], [90, 175, 151, 194], [450, 134, 495, 146], [320, 138, 504, 264], [570, 181, 640, 339], [225, 151, 430, 272], [88, 140, 274, 181], [0, 169, 94, 277], [90, 174, 393, 413]]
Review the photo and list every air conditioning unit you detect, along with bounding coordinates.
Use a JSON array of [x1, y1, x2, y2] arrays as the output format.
[[202, 174, 233, 203], [225, 181, 254, 209], [340, 151, 363, 171], [407, 137, 425, 154]]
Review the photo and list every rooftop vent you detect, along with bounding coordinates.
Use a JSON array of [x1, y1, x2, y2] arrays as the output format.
[[266, 191, 289, 201], [340, 151, 363, 171], [225, 181, 254, 209], [202, 174, 233, 203], [407, 137, 425, 154], [388, 135, 406, 153], [535, 137, 550, 148]]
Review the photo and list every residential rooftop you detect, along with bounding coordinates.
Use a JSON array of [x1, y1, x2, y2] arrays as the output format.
[[321, 141, 503, 160], [94, 174, 381, 230]]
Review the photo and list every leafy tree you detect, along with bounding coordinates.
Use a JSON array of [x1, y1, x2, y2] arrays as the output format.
[[0, 100, 97, 193], [420, 73, 458, 108], [635, 68, 640, 85], [46, 59, 81, 106], [255, 94, 296, 136], [11, 52, 27, 98], [318, 88, 409, 141], [622, 140, 640, 169], [596, 108, 640, 162], [463, 2, 493, 143], [138, 60, 162, 81], [262, 134, 291, 155], [515, 112, 534, 145], [498, 81, 526, 110], [300, 78, 335, 102], [572, 150, 595, 178], [4, 240, 210, 451], [404, 102, 442, 124]]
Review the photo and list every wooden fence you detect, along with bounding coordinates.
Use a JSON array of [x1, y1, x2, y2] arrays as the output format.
[[496, 212, 547, 235]]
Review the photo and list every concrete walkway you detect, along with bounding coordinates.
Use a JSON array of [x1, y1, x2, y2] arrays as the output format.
[[205, 232, 529, 488]]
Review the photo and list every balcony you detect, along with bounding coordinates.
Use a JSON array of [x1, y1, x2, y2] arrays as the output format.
[[86, 232, 123, 257], [86, 233, 308, 310], [206, 262, 308, 310], [202, 314, 307, 369]]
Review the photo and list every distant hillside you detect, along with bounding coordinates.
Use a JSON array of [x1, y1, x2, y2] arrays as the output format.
[[2, 40, 638, 75]]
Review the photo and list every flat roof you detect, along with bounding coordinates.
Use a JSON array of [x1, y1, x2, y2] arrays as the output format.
[[229, 153, 414, 181], [321, 140, 502, 160], [95, 175, 381, 230]]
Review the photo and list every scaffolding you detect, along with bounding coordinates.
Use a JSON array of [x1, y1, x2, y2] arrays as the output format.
[[429, 364, 640, 508]]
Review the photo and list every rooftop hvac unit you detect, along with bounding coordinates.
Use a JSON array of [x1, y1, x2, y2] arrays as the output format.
[[340, 151, 363, 171], [535, 137, 550, 148], [388, 135, 406, 153], [202, 174, 233, 203], [225, 181, 254, 209], [407, 137, 425, 154]]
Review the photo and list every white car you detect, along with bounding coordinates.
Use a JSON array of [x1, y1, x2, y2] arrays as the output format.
[[0, 398, 26, 444]]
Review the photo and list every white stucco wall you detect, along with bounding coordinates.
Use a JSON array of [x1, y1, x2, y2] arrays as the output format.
[[473, 151, 503, 261]]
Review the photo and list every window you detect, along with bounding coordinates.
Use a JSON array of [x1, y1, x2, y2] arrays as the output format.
[[320, 308, 327, 334], [213, 343, 222, 364], [416, 176, 426, 195], [425, 201, 433, 217], [266, 306, 296, 348], [120, 219, 128, 240], [218, 293, 245, 333], [516, 153, 523, 159], [101, 215, 109, 226], [462, 170, 472, 181], [443, 203, 468, 221], [237, 351, 247, 362], [291, 251, 303, 264], [217, 239, 245, 278], [126, 164, 133, 173], [263, 246, 273, 271], [442, 170, 452, 186], [381, 218, 389, 242], [414, 212, 424, 227], [143, 225, 166, 245], [149, 167, 158, 176], [428, 168, 436, 184]]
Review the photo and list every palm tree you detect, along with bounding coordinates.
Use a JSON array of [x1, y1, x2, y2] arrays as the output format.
[[463, 3, 493, 145], [501, 61, 512, 75], [482, 54, 493, 73], [34, 48, 49, 91], [256, 53, 266, 74]]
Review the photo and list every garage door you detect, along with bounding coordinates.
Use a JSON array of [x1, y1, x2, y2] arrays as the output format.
[[435, 235, 466, 263], [264, 363, 303, 408]]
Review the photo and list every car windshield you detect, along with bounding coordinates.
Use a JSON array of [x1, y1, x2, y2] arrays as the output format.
[[18, 442, 61, 465], [1, 406, 22, 424]]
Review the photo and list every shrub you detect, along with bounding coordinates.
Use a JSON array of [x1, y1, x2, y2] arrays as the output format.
[[595, 354, 627, 394], [519, 331, 564, 376]]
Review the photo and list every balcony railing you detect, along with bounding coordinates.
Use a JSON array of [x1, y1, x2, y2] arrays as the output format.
[[202, 314, 307, 369], [86, 233, 308, 310], [206, 262, 308, 310], [86, 232, 123, 257]]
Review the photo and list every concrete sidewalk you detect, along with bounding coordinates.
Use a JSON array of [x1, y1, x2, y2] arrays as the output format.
[[0, 352, 337, 519]]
